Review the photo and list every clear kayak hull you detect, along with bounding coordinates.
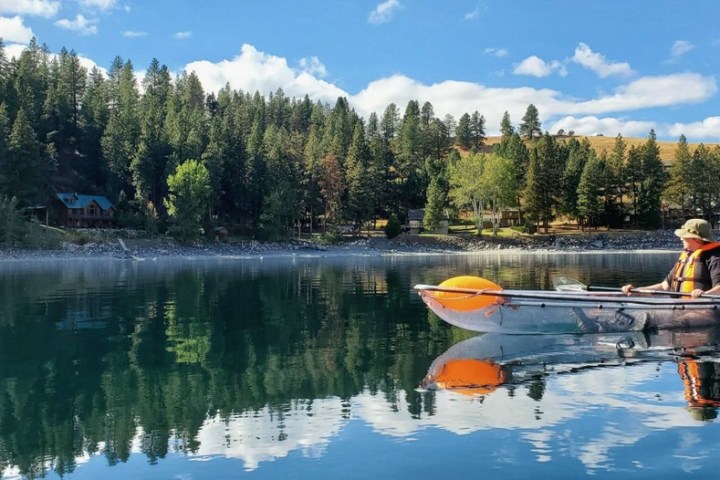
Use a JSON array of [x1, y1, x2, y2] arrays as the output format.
[[418, 289, 720, 334]]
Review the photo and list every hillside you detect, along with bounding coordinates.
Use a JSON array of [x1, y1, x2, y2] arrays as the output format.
[[482, 135, 720, 161]]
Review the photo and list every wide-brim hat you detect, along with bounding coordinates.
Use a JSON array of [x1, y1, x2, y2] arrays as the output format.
[[675, 219, 713, 242]]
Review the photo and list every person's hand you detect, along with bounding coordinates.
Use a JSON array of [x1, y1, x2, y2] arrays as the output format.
[[690, 288, 704, 299], [493, 295, 507, 305], [621, 284, 634, 295]]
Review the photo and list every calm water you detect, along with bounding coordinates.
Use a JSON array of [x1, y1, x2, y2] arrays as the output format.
[[1, 251, 720, 479]]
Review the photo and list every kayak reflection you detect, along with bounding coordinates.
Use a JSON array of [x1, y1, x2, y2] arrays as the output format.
[[423, 327, 720, 414]]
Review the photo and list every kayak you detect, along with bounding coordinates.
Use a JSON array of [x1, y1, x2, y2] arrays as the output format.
[[415, 276, 720, 334], [421, 326, 720, 395]]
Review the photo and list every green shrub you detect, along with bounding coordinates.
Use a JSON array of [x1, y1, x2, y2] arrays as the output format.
[[384, 214, 402, 239], [317, 228, 342, 245], [0, 196, 27, 246]]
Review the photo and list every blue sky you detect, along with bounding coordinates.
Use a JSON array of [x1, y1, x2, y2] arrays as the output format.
[[1, 0, 719, 141]]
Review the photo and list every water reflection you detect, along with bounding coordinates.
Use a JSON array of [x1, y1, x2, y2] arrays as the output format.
[[0, 252, 717, 478], [423, 326, 720, 406], [417, 326, 720, 473]]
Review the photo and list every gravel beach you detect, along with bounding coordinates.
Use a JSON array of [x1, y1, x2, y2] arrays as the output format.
[[0, 229, 682, 263]]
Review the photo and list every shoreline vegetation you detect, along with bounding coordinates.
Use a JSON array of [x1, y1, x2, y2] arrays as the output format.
[[0, 228, 682, 263]]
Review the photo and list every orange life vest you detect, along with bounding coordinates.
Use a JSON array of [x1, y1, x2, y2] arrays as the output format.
[[678, 360, 720, 408], [669, 242, 720, 293]]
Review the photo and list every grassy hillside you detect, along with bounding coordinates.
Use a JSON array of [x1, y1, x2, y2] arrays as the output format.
[[482, 135, 720, 161]]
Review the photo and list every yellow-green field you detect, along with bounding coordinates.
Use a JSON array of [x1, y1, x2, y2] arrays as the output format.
[[481, 135, 720, 161]]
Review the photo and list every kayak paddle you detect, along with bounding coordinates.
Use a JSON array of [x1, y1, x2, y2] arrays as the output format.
[[552, 276, 720, 300]]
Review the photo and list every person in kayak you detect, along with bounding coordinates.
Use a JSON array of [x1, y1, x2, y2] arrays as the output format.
[[621, 218, 720, 299]]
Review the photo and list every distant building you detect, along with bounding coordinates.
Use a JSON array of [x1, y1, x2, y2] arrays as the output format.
[[54, 193, 115, 228], [499, 208, 524, 227], [407, 208, 449, 234], [407, 209, 424, 234]]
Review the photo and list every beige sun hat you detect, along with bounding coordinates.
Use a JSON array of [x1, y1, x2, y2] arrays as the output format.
[[675, 218, 713, 242]]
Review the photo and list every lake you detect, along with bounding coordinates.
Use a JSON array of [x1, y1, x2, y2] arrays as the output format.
[[1, 251, 720, 479]]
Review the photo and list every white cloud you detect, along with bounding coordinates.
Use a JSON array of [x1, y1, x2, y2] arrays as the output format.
[[55, 14, 98, 35], [5, 43, 28, 60], [369, 0, 401, 24], [184, 44, 347, 105], [513, 56, 567, 77], [464, 7, 480, 20], [572, 43, 634, 78], [569, 73, 717, 114], [78, 0, 116, 10], [484, 47, 508, 58], [548, 115, 655, 138], [667, 117, 720, 140], [298, 56, 327, 78], [122, 30, 146, 38], [0, 0, 59, 18], [670, 40, 694, 58], [0, 15, 34, 43], [174, 31, 192, 39]]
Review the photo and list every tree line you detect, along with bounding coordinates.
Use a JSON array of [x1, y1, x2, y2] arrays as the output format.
[[1, 39, 719, 242]]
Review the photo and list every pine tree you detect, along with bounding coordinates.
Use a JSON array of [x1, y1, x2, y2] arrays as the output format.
[[500, 111, 514, 138], [79, 67, 110, 187], [523, 134, 561, 232], [102, 58, 140, 200], [378, 104, 399, 214], [259, 126, 302, 240], [663, 134, 692, 210], [604, 134, 627, 226], [132, 59, 171, 207], [423, 176, 446, 231], [470, 111, 486, 149], [396, 100, 425, 212], [577, 152, 605, 230], [688, 144, 714, 218], [244, 116, 267, 232], [344, 122, 373, 230], [519, 104, 542, 140], [637, 130, 666, 228], [494, 132, 528, 196], [455, 113, 472, 150], [0, 103, 8, 169], [2, 107, 56, 206], [13, 39, 51, 136], [49, 48, 86, 153], [560, 138, 588, 222]]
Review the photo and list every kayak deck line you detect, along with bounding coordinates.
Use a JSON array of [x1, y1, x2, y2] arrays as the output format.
[[415, 276, 720, 334], [414, 284, 720, 307]]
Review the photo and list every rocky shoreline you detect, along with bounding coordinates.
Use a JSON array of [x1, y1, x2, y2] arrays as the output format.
[[0, 229, 683, 262]]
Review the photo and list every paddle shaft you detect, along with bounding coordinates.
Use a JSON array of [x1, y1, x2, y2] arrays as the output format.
[[588, 285, 720, 300], [414, 284, 720, 306]]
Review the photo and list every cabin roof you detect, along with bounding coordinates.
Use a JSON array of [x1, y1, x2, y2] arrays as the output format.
[[56, 193, 114, 210], [408, 209, 424, 221]]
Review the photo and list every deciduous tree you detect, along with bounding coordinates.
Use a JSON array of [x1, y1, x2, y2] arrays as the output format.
[[164, 159, 210, 244]]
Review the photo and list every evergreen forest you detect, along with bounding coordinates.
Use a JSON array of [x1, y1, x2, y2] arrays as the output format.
[[2, 40, 720, 243]]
